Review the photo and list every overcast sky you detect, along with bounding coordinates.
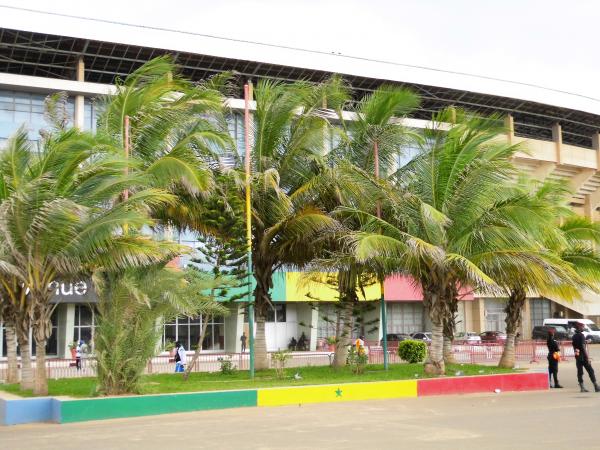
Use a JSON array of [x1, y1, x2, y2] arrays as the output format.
[[6, 0, 600, 101]]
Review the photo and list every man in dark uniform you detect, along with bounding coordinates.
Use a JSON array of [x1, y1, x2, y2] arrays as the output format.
[[572, 322, 600, 392], [547, 328, 563, 388]]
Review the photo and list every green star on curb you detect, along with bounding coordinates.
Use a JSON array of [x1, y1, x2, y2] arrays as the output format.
[[335, 388, 343, 397]]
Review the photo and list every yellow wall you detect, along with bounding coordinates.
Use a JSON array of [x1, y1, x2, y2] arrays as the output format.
[[285, 272, 381, 302]]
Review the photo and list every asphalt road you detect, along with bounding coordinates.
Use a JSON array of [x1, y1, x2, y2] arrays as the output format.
[[2, 354, 600, 449]]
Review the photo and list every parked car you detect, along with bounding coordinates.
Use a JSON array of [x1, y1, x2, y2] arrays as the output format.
[[532, 325, 571, 341], [410, 332, 432, 342], [455, 331, 482, 344], [479, 331, 507, 343], [542, 318, 600, 343], [380, 333, 412, 346]]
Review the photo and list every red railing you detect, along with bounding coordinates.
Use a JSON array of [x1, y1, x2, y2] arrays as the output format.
[[0, 341, 576, 381]]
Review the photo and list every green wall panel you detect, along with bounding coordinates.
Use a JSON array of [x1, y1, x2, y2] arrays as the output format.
[[223, 270, 287, 302], [59, 389, 257, 423]]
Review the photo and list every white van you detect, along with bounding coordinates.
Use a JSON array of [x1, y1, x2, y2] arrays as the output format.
[[543, 318, 600, 343]]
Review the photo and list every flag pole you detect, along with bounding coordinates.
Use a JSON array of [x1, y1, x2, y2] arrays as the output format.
[[244, 83, 255, 378]]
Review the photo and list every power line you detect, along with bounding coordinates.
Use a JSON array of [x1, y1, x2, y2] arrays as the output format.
[[1, 3, 599, 105]]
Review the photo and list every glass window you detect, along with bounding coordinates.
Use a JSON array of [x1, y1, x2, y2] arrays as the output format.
[[266, 304, 286, 322], [162, 315, 225, 351], [73, 305, 96, 350]]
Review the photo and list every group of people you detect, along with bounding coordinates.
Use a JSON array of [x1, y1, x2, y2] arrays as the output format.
[[547, 322, 600, 392]]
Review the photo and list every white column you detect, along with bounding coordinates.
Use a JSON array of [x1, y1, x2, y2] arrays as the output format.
[[74, 57, 85, 130], [63, 303, 76, 357]]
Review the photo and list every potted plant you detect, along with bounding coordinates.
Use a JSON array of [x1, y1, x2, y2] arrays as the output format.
[[326, 336, 337, 352]]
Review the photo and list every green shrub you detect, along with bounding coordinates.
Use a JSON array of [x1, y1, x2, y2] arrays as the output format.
[[218, 356, 236, 375], [346, 346, 368, 374], [272, 349, 291, 379], [398, 340, 427, 363]]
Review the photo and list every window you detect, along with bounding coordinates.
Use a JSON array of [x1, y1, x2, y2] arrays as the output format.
[[387, 302, 424, 335], [266, 304, 286, 322], [83, 99, 99, 132], [0, 89, 75, 145], [530, 298, 551, 328], [317, 304, 338, 339], [162, 315, 225, 351], [73, 305, 96, 349]]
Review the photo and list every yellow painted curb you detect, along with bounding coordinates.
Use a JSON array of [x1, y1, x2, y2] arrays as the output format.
[[257, 380, 417, 407]]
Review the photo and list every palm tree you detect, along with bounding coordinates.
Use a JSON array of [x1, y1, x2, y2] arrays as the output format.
[[0, 127, 183, 395], [93, 266, 227, 394], [342, 109, 539, 375], [312, 85, 419, 366], [95, 56, 231, 226], [241, 78, 346, 369]]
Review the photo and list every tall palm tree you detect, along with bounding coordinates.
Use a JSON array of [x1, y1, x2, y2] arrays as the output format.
[[0, 127, 183, 395], [95, 56, 231, 227], [342, 109, 539, 375], [241, 78, 345, 369], [314, 85, 419, 366]]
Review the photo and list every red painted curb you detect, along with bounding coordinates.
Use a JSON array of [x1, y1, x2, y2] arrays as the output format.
[[417, 372, 548, 397]]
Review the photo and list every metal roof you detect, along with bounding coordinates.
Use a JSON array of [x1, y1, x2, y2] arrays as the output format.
[[1, 27, 598, 147]]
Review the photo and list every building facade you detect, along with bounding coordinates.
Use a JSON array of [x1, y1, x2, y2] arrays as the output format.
[[1, 10, 600, 358]]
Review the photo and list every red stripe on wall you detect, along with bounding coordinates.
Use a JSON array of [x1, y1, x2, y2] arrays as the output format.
[[417, 373, 548, 396]]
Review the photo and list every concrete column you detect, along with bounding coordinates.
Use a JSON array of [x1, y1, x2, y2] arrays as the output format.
[[224, 305, 244, 353], [472, 298, 486, 333], [62, 303, 76, 358], [522, 298, 533, 340], [593, 132, 600, 170], [74, 57, 85, 130], [296, 303, 318, 351], [505, 114, 514, 144], [552, 123, 562, 164]]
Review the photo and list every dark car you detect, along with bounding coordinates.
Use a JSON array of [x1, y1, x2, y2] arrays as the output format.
[[532, 325, 570, 341], [380, 333, 412, 346], [479, 331, 507, 343], [410, 332, 432, 342]]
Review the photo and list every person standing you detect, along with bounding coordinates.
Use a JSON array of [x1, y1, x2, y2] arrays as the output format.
[[174, 341, 186, 373], [240, 332, 247, 353], [572, 322, 600, 392], [75, 340, 83, 371], [546, 328, 562, 388]]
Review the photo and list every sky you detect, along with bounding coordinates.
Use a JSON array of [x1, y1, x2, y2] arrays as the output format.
[[3, 0, 599, 101]]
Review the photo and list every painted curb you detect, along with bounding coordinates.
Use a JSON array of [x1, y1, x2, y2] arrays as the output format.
[[417, 372, 549, 396], [257, 380, 417, 407], [1, 372, 549, 425], [59, 389, 257, 423]]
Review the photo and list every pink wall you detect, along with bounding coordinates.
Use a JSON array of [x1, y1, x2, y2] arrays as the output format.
[[383, 275, 474, 302]]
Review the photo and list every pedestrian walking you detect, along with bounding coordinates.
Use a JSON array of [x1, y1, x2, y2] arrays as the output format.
[[546, 328, 562, 388], [240, 332, 247, 352], [174, 341, 186, 373], [572, 322, 600, 392]]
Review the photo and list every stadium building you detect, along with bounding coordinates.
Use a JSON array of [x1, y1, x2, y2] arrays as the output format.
[[1, 7, 600, 359]]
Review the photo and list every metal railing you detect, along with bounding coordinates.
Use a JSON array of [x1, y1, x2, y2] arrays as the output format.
[[0, 341, 577, 381]]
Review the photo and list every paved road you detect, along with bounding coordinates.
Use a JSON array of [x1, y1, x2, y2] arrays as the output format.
[[2, 355, 600, 449]]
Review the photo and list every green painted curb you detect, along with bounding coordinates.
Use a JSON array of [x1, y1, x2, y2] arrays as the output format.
[[59, 389, 257, 423]]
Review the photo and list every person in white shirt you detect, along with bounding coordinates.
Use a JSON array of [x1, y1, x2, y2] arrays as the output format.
[[75, 340, 83, 370], [174, 341, 186, 373]]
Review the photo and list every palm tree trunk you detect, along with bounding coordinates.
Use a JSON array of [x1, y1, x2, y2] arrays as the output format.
[[33, 339, 48, 395], [183, 315, 210, 380], [443, 293, 458, 365], [17, 329, 33, 390], [423, 286, 446, 375], [254, 314, 269, 370], [333, 301, 353, 368], [498, 288, 525, 368], [5, 325, 19, 383], [443, 336, 455, 365]]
